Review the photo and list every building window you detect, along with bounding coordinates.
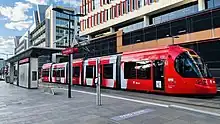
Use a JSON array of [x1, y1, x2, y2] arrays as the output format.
[[133, 0, 135, 10], [106, 9, 109, 21], [94, 14, 96, 26], [92, 0, 95, 10], [192, 12, 212, 32], [205, 0, 220, 9], [109, 7, 112, 19], [85, 3, 88, 14], [117, 4, 120, 17], [98, 13, 100, 24], [100, 11, 103, 23], [87, 18, 89, 28], [123, 1, 127, 14], [114, 6, 117, 18], [171, 19, 187, 36], [156, 23, 170, 39], [84, 20, 86, 29], [127, 0, 130, 12], [213, 10, 220, 28], [138, 0, 142, 8], [150, 2, 198, 25]]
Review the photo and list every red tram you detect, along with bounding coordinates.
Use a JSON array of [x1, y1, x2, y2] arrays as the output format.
[[41, 45, 217, 95]]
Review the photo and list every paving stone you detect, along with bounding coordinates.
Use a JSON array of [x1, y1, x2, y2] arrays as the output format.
[[0, 82, 220, 124]]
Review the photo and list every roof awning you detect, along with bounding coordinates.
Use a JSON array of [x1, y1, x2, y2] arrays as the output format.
[[6, 46, 64, 63]]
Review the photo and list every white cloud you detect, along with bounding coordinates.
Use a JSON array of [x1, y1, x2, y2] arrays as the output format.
[[0, 36, 15, 59], [25, 0, 48, 5], [0, 2, 33, 31], [5, 20, 33, 31], [0, 2, 32, 22], [55, 0, 81, 7]]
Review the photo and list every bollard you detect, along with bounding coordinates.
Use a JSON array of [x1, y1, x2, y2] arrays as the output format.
[[96, 77, 101, 106]]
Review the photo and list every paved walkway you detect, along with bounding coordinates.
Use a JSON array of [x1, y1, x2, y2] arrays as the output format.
[[0, 81, 220, 124]]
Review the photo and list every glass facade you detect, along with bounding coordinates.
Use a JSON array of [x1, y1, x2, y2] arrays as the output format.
[[56, 11, 75, 20], [55, 27, 68, 47], [32, 25, 45, 39], [55, 12, 77, 47], [123, 8, 220, 46], [30, 22, 46, 47], [151, 2, 198, 25], [206, 0, 220, 9], [74, 35, 117, 59], [122, 22, 144, 33], [56, 19, 73, 28]]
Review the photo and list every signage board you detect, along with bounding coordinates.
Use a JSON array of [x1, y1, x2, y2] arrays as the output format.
[[62, 47, 78, 55]]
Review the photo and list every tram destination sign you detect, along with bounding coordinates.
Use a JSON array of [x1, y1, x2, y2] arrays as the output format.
[[62, 47, 78, 55]]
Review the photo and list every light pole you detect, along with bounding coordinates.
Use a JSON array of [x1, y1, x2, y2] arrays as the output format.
[[0, 53, 13, 60], [52, 7, 84, 98], [166, 34, 179, 45]]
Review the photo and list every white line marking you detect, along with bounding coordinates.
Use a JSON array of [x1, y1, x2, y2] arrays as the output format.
[[58, 88, 169, 107], [111, 109, 155, 121], [101, 94, 169, 107], [56, 88, 220, 117], [169, 105, 220, 117]]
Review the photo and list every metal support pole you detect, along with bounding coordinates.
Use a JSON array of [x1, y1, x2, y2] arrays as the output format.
[[172, 37, 174, 45], [96, 59, 101, 106], [68, 14, 72, 98]]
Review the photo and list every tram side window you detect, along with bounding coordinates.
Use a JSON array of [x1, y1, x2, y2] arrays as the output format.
[[42, 69, 49, 77], [103, 64, 113, 79], [124, 62, 136, 79], [60, 68, 65, 77], [73, 67, 80, 77], [136, 62, 151, 79], [56, 69, 61, 77], [53, 69, 57, 77], [86, 66, 94, 78]]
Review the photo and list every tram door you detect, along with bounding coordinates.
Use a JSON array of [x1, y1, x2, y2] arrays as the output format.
[[153, 60, 165, 91]]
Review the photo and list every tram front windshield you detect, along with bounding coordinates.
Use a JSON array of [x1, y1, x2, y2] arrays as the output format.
[[188, 51, 212, 78], [175, 51, 212, 78]]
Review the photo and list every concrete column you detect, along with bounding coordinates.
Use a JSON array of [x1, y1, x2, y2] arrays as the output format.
[[88, 35, 92, 40], [143, 16, 150, 27], [141, 0, 145, 7], [110, 27, 115, 33], [9, 63, 14, 84], [198, 0, 205, 11], [52, 54, 56, 63]]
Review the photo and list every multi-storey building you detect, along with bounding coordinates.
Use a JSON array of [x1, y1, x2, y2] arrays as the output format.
[[79, 0, 220, 84], [14, 4, 80, 62], [13, 4, 80, 78]]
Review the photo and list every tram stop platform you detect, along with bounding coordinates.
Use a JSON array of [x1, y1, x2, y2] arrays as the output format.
[[1, 81, 220, 124]]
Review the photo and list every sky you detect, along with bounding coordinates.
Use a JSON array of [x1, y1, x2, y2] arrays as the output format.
[[0, 0, 81, 59]]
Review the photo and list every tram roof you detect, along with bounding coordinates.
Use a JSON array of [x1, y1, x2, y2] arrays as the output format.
[[6, 46, 63, 63]]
